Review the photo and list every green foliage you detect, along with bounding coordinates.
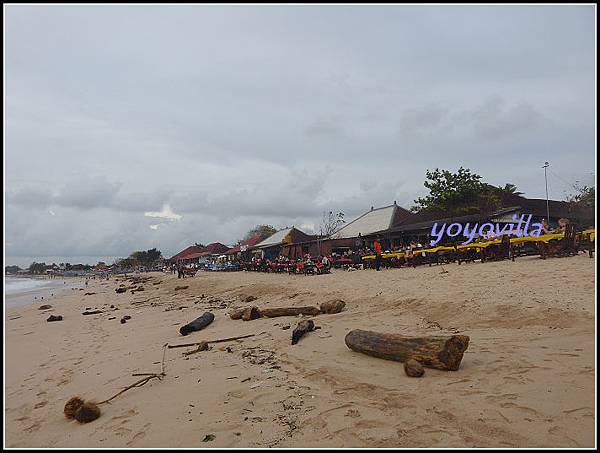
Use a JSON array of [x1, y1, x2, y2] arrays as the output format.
[[5, 265, 21, 274], [412, 167, 501, 215], [243, 225, 277, 241], [28, 262, 48, 274], [127, 248, 163, 267], [567, 184, 595, 209], [497, 183, 523, 195], [115, 257, 135, 269]]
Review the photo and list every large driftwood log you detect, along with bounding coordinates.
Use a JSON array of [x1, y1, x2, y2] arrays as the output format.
[[260, 307, 321, 318], [179, 312, 215, 336], [345, 329, 469, 371]]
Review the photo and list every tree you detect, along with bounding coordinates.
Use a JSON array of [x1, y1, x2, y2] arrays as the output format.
[[319, 210, 345, 238], [5, 265, 21, 274], [497, 183, 523, 196], [28, 262, 48, 274], [412, 167, 500, 215], [567, 184, 595, 209], [243, 225, 278, 241], [128, 248, 163, 267]]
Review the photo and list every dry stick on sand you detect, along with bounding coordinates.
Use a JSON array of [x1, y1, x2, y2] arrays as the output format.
[[167, 333, 256, 349], [98, 342, 169, 405], [64, 344, 169, 423]]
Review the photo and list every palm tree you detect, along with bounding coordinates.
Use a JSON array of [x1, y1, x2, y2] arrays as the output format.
[[498, 183, 523, 196]]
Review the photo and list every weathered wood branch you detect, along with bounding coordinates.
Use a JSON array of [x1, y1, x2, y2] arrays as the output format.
[[168, 334, 256, 349], [292, 320, 315, 345], [260, 306, 321, 318], [344, 329, 469, 371]]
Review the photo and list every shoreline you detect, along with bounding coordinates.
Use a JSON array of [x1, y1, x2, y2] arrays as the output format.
[[4, 257, 595, 447]]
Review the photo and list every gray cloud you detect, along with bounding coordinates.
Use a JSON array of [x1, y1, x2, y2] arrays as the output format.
[[5, 5, 595, 261], [470, 98, 544, 140]]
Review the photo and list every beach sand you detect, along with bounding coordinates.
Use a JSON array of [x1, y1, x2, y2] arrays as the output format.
[[4, 254, 596, 448]]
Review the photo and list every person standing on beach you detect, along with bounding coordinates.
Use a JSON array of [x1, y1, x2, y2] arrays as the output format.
[[374, 238, 382, 271]]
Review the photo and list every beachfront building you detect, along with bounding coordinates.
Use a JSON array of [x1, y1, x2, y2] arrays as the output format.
[[251, 227, 314, 260], [364, 195, 595, 248], [225, 234, 265, 262], [169, 244, 206, 265], [280, 202, 413, 257], [170, 242, 230, 265]]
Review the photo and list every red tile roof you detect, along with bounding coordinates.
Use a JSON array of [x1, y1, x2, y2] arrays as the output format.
[[225, 235, 264, 254], [170, 245, 205, 262], [202, 242, 230, 254], [170, 242, 230, 261]]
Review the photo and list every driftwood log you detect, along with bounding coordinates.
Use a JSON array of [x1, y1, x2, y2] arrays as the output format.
[[260, 306, 321, 318], [230, 306, 321, 320], [229, 307, 260, 320], [179, 312, 215, 336], [242, 306, 261, 321], [345, 329, 469, 371], [292, 320, 315, 345], [47, 315, 63, 322]]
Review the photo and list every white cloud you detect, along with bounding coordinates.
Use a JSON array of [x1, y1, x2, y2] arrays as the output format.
[[144, 205, 182, 221]]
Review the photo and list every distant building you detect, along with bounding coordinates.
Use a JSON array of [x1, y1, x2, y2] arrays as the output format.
[[170, 243, 231, 265], [225, 235, 265, 261], [252, 227, 314, 259], [281, 202, 413, 257]]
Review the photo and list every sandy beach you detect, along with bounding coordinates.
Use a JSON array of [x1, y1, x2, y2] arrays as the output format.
[[4, 255, 595, 448]]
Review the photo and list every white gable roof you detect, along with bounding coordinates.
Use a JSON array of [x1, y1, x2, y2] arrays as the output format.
[[254, 228, 294, 248], [331, 205, 397, 239]]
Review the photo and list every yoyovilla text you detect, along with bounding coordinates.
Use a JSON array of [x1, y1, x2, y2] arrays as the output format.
[[430, 214, 544, 246]]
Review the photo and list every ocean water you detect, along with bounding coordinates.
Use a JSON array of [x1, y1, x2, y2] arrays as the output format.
[[4, 276, 75, 307], [5, 256, 123, 269], [5, 277, 55, 295]]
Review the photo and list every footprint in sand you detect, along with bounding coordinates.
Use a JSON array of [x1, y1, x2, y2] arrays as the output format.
[[126, 430, 146, 446], [33, 401, 48, 409], [113, 426, 133, 437], [500, 402, 540, 415], [23, 420, 42, 433]]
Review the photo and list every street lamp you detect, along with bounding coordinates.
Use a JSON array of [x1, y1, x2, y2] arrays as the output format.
[[542, 162, 550, 223]]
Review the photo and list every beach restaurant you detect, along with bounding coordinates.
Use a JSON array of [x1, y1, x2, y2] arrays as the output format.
[[362, 195, 595, 249], [225, 234, 265, 262], [170, 242, 230, 265], [250, 227, 314, 260], [280, 202, 414, 258]]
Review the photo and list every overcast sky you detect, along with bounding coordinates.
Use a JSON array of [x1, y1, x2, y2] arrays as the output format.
[[5, 5, 596, 261]]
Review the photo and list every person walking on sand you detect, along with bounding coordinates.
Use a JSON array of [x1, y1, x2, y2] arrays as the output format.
[[374, 237, 382, 271]]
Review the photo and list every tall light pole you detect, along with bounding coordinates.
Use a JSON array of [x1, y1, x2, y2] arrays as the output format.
[[542, 162, 550, 222]]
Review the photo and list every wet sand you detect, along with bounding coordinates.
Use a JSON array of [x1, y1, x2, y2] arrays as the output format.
[[4, 254, 596, 447]]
